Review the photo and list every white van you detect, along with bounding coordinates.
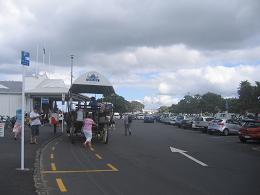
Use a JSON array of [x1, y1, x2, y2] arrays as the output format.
[[113, 112, 120, 120], [137, 113, 144, 120], [215, 112, 236, 120]]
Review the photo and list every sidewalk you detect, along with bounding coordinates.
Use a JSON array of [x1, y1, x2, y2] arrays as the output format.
[[0, 124, 61, 195]]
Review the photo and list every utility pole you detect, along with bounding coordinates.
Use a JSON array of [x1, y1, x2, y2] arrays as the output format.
[[70, 54, 74, 86]]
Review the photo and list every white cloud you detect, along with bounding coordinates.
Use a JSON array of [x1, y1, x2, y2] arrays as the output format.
[[1, 0, 260, 110], [143, 95, 179, 108]]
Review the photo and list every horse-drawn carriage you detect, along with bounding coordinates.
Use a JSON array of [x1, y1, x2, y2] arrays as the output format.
[[67, 71, 115, 144]]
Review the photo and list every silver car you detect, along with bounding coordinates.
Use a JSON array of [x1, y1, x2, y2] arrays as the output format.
[[192, 116, 214, 132], [208, 119, 241, 136]]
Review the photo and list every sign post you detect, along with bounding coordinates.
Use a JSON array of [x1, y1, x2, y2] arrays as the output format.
[[17, 51, 30, 171], [61, 94, 65, 133], [0, 123, 4, 137]]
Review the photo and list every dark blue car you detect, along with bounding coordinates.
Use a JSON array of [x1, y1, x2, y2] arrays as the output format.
[[144, 115, 155, 123]]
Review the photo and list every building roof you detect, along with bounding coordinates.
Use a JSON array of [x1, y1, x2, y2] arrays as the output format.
[[26, 79, 69, 94], [0, 81, 22, 94], [0, 74, 68, 95]]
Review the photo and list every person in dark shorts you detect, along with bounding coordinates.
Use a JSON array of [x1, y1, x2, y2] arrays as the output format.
[[29, 107, 41, 144]]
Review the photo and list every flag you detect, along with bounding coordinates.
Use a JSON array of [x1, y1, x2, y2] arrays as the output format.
[[21, 51, 30, 66]]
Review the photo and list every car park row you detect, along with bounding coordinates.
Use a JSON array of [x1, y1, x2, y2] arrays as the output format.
[[132, 112, 260, 144]]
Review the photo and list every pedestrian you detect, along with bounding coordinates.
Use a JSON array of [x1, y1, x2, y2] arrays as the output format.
[[50, 111, 58, 135], [82, 113, 96, 149], [124, 114, 131, 136], [13, 121, 21, 140], [128, 115, 132, 135], [65, 112, 72, 135], [29, 107, 41, 144]]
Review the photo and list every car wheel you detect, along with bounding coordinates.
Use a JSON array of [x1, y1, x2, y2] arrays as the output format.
[[223, 129, 229, 136], [239, 136, 247, 143]]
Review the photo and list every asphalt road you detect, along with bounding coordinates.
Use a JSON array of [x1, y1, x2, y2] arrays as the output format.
[[41, 120, 260, 195]]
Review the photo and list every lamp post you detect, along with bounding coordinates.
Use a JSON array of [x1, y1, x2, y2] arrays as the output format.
[[70, 54, 74, 86]]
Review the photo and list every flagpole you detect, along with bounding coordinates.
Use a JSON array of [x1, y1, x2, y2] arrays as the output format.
[[48, 51, 51, 74], [43, 48, 45, 67], [17, 51, 29, 171], [21, 66, 25, 170], [36, 45, 39, 76]]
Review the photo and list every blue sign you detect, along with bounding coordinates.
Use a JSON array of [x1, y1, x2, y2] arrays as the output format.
[[21, 51, 30, 66], [16, 109, 22, 124], [86, 73, 100, 82], [41, 98, 49, 104]]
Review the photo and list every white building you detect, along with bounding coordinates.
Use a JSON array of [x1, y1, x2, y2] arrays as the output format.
[[0, 81, 22, 116], [0, 74, 69, 117]]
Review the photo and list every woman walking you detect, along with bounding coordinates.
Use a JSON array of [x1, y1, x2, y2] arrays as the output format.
[[82, 113, 96, 149]]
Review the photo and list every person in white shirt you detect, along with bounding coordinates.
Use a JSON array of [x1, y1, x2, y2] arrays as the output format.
[[30, 107, 41, 144]]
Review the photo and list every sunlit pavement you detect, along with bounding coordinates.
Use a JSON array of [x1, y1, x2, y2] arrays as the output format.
[[40, 120, 260, 195]]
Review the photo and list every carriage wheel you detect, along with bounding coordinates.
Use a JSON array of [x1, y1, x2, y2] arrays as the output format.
[[103, 124, 109, 144], [70, 127, 75, 144]]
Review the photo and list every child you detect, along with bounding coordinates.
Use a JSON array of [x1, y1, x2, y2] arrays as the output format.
[[13, 122, 21, 140], [82, 113, 95, 149]]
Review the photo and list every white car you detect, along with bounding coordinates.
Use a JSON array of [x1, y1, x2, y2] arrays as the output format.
[[192, 116, 214, 132], [208, 118, 242, 135]]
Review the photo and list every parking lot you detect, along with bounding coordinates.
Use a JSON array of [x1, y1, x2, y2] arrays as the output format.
[[40, 119, 260, 195]]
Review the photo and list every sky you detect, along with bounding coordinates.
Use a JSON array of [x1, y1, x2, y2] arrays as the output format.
[[1, 0, 260, 109]]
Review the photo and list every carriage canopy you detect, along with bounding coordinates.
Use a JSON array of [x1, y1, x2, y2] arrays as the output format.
[[70, 71, 115, 96]]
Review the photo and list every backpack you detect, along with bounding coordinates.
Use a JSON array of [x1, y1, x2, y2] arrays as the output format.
[[51, 116, 57, 125]]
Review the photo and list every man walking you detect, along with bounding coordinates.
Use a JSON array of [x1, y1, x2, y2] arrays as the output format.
[[124, 114, 132, 136], [30, 107, 41, 144]]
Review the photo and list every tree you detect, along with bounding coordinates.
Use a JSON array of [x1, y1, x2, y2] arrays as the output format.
[[158, 106, 169, 113], [130, 101, 144, 112], [225, 98, 239, 113], [238, 81, 255, 112], [200, 92, 225, 113], [99, 94, 131, 113]]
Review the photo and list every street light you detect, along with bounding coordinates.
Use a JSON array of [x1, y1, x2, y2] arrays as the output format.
[[70, 54, 74, 86]]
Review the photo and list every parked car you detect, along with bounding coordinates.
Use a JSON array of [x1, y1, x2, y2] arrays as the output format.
[[144, 115, 155, 123], [169, 116, 177, 125], [175, 115, 185, 128], [192, 116, 214, 132], [215, 112, 237, 119], [180, 117, 194, 129], [208, 118, 242, 136], [137, 113, 144, 120], [239, 120, 260, 143]]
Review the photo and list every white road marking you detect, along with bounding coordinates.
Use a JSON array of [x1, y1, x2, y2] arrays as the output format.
[[170, 146, 208, 167], [252, 147, 260, 152]]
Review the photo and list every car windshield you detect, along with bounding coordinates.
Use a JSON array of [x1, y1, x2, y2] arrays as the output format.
[[244, 121, 260, 128]]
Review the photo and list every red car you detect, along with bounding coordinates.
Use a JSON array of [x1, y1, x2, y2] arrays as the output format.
[[239, 120, 260, 143]]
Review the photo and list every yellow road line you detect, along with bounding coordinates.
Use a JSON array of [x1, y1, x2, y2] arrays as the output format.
[[56, 178, 67, 192], [50, 154, 54, 159], [51, 163, 57, 171], [95, 154, 102, 160], [42, 169, 118, 174], [107, 163, 119, 171]]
